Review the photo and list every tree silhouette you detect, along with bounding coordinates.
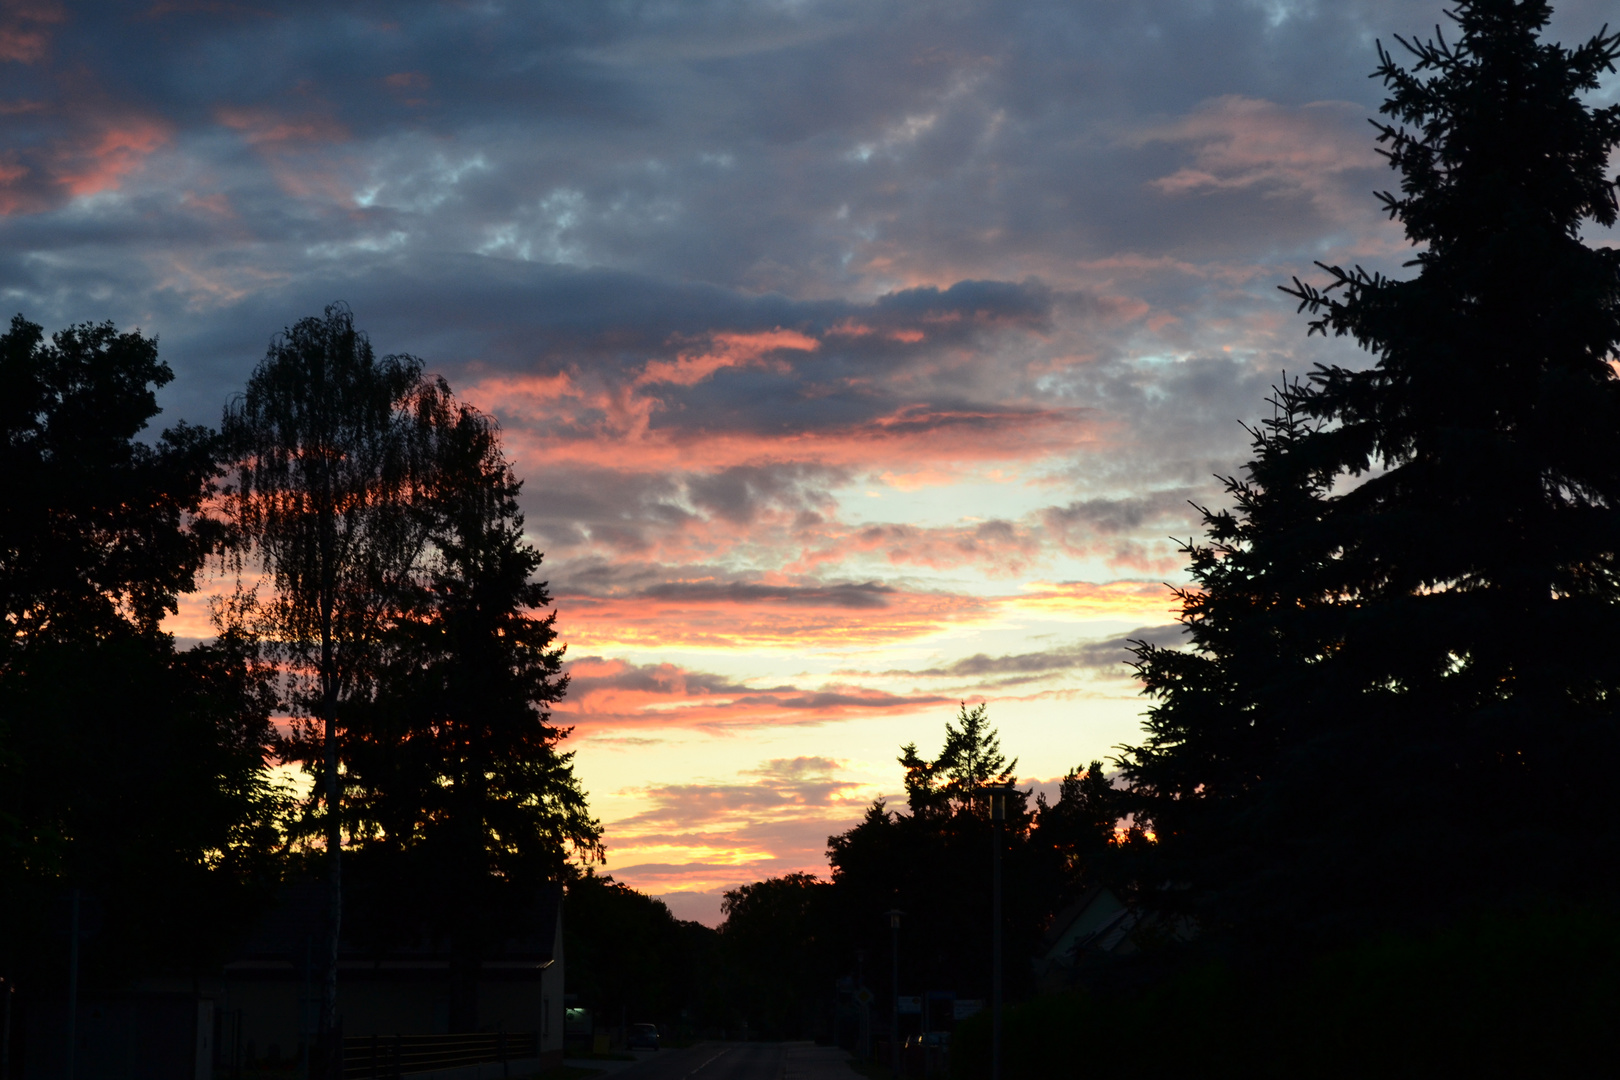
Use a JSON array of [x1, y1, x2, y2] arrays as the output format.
[[899, 702, 1017, 818], [825, 706, 1046, 1015], [0, 316, 221, 640], [0, 315, 279, 1023], [223, 304, 434, 1059]]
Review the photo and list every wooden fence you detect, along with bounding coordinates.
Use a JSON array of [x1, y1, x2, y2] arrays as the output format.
[[342, 1032, 540, 1079]]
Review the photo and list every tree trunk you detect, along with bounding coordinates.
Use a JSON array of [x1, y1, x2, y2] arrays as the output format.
[[319, 533, 342, 1079]]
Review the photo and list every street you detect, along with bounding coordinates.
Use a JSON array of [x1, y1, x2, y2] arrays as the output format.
[[600, 1041, 862, 1080]]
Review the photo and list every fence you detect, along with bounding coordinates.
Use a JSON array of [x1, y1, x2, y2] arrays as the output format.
[[342, 1032, 540, 1079]]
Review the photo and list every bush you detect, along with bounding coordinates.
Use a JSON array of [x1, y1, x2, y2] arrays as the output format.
[[952, 907, 1620, 1079]]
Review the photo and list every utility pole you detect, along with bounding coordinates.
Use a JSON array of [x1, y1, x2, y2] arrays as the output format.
[[855, 949, 868, 1061]]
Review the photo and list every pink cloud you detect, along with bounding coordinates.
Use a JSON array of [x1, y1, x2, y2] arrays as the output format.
[[216, 105, 347, 146], [53, 119, 169, 197], [0, 0, 64, 64], [788, 519, 1045, 578], [0, 112, 171, 215], [564, 659, 952, 731], [383, 71, 430, 90], [485, 391, 1095, 480], [636, 328, 819, 388], [1141, 95, 1380, 215]]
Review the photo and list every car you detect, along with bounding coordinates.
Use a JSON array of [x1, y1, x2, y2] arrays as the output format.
[[628, 1023, 661, 1050]]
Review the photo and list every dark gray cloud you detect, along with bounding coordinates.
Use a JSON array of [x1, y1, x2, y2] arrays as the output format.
[[638, 580, 896, 610], [566, 657, 768, 700], [859, 623, 1186, 682]]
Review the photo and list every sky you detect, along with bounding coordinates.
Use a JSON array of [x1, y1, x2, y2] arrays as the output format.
[[6, 0, 1618, 925]]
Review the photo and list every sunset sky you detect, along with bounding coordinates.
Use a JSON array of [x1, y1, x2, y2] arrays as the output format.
[[7, 0, 1616, 924]]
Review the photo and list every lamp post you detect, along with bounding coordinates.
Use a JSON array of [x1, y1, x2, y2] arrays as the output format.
[[66, 888, 79, 1080], [2, 974, 13, 1080], [884, 909, 903, 1079], [985, 786, 1015, 1080]]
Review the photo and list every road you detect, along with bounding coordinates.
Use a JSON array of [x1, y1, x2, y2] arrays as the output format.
[[613, 1042, 784, 1080], [604, 1041, 860, 1080]]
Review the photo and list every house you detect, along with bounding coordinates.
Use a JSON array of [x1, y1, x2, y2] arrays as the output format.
[[22, 989, 220, 1080], [219, 882, 565, 1071], [1032, 887, 1191, 990]]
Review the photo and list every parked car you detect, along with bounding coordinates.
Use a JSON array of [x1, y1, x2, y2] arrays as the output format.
[[628, 1023, 661, 1050]]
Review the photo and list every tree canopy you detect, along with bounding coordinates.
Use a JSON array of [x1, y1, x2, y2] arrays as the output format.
[[0, 315, 280, 1023]]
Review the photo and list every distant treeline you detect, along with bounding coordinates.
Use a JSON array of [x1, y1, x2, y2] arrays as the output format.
[[560, 704, 1124, 1042]]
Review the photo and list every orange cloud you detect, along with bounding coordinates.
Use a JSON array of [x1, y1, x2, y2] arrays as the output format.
[[215, 106, 355, 202], [593, 757, 876, 897], [563, 655, 951, 730], [486, 391, 1094, 481], [0, 26, 46, 61], [551, 576, 1176, 657], [557, 580, 995, 651], [180, 190, 232, 216], [1008, 579, 1179, 622]]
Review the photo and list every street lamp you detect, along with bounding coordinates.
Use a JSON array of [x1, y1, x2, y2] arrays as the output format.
[[984, 785, 1017, 1080], [884, 909, 903, 1079]]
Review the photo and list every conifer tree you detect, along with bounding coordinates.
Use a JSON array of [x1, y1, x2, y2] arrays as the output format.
[[899, 702, 1017, 817], [343, 384, 600, 1030], [1128, 2, 1620, 943], [1122, 382, 1339, 923]]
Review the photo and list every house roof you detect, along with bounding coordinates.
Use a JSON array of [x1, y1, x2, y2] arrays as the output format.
[[1038, 887, 1130, 960], [226, 881, 562, 974]]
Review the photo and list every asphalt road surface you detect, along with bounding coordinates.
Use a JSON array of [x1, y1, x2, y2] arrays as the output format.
[[616, 1042, 788, 1080]]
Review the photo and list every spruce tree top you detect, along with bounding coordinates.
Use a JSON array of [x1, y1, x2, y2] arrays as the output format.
[[1123, 3, 1620, 945], [1287, 1, 1620, 614]]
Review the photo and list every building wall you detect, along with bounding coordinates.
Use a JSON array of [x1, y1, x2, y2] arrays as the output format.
[[22, 993, 211, 1080], [225, 967, 559, 1060]]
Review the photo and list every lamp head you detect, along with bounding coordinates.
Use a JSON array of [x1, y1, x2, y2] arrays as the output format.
[[984, 784, 1017, 822]]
